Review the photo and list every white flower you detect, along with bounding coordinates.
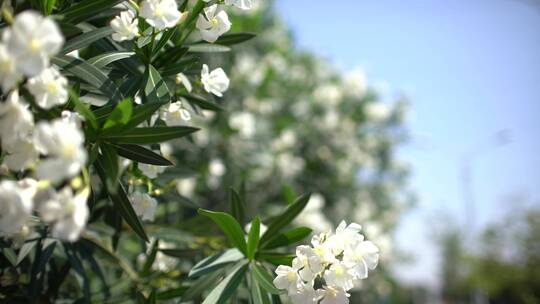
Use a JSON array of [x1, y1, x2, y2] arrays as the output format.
[[326, 221, 363, 255], [201, 64, 229, 97], [273, 265, 301, 295], [140, 0, 182, 30], [310, 233, 336, 264], [176, 177, 196, 197], [208, 158, 226, 176], [33, 119, 87, 183], [51, 187, 90, 242], [0, 90, 34, 149], [344, 68, 367, 99], [323, 261, 356, 291], [0, 180, 33, 236], [364, 102, 391, 122], [229, 111, 255, 138], [319, 286, 350, 304], [3, 11, 63, 76], [175, 72, 192, 92], [290, 282, 321, 304], [160, 101, 191, 126], [224, 0, 253, 10], [0, 44, 22, 92], [196, 4, 231, 43], [35, 183, 90, 243], [293, 245, 324, 282], [139, 163, 166, 179], [130, 191, 158, 221], [343, 240, 379, 279], [3, 137, 39, 171], [111, 10, 139, 42], [26, 67, 68, 109], [61, 110, 83, 128]]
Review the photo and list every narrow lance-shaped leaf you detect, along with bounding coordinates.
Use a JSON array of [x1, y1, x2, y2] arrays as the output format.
[[198, 209, 247, 255], [250, 273, 271, 304], [188, 43, 231, 53], [247, 217, 260, 260], [61, 27, 115, 54], [98, 142, 119, 191], [259, 193, 312, 247], [102, 99, 132, 130], [262, 227, 313, 250], [181, 93, 223, 112], [95, 160, 149, 242], [251, 263, 282, 294], [53, 55, 123, 102], [62, 0, 124, 23], [229, 188, 245, 224], [114, 144, 172, 166], [145, 64, 170, 104], [101, 126, 199, 144], [257, 252, 295, 266], [188, 248, 244, 278], [202, 261, 249, 304], [87, 51, 135, 68], [201, 33, 256, 46]]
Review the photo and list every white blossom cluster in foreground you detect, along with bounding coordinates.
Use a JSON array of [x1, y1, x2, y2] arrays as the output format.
[[0, 11, 89, 242], [109, 0, 233, 128], [274, 221, 379, 304]]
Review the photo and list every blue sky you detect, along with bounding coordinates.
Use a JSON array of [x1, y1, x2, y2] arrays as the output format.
[[276, 0, 540, 286]]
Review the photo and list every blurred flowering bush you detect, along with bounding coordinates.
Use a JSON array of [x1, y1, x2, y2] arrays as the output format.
[[0, 0, 410, 303]]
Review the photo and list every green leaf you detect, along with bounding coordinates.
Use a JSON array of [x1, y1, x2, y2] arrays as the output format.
[[145, 65, 171, 103], [114, 144, 172, 166], [98, 142, 119, 191], [53, 55, 123, 102], [251, 263, 281, 294], [247, 217, 260, 260], [142, 239, 159, 275], [154, 46, 188, 68], [103, 99, 132, 130], [81, 236, 138, 281], [62, 0, 124, 23], [250, 273, 272, 304], [188, 248, 244, 278], [229, 188, 245, 225], [202, 261, 249, 304], [198, 209, 248, 255], [101, 126, 199, 144], [95, 160, 149, 242], [262, 227, 312, 250], [152, 28, 178, 57], [100, 100, 166, 136], [259, 193, 311, 247], [156, 286, 189, 300], [160, 56, 199, 76], [212, 33, 256, 46], [158, 248, 198, 258], [146, 290, 156, 304], [87, 51, 135, 68], [188, 43, 231, 53], [182, 269, 223, 301], [1, 247, 17, 266], [61, 27, 114, 54], [257, 252, 295, 266], [16, 239, 38, 265], [69, 90, 98, 131], [181, 93, 223, 112]]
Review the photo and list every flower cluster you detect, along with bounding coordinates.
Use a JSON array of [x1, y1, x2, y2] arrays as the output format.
[[273, 221, 380, 304], [109, 0, 234, 127], [0, 11, 88, 242]]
